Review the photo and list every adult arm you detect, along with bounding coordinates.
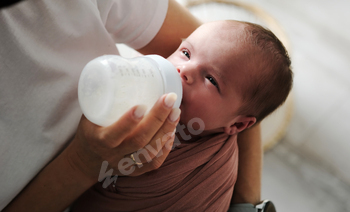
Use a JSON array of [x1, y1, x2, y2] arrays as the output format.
[[2, 1, 199, 210], [137, 0, 202, 58], [231, 123, 262, 205], [3, 94, 180, 212]]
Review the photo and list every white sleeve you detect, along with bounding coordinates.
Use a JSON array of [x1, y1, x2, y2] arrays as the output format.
[[97, 0, 169, 49]]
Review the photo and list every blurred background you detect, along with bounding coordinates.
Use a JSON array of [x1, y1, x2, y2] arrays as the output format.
[[176, 0, 350, 211]]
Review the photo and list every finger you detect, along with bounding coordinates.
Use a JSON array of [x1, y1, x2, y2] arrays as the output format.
[[133, 108, 180, 163], [119, 93, 178, 152], [129, 134, 175, 176], [99, 105, 147, 148]]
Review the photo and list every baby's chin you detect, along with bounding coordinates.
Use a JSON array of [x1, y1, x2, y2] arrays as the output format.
[[178, 102, 203, 129], [177, 114, 202, 130]]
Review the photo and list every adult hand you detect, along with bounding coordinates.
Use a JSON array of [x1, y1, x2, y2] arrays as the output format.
[[66, 93, 181, 181], [3, 93, 180, 212]]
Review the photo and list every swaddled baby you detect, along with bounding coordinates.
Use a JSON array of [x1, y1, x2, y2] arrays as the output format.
[[73, 20, 292, 212]]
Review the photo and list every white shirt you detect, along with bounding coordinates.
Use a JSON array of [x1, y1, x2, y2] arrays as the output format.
[[0, 0, 168, 209]]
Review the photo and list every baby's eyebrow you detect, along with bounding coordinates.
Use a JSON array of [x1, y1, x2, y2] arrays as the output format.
[[180, 39, 194, 51]]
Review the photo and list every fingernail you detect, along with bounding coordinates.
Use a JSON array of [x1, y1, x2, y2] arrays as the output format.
[[169, 108, 181, 122], [164, 93, 177, 108], [133, 105, 147, 119]]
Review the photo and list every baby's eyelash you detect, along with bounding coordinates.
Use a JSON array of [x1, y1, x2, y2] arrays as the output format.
[[181, 49, 190, 59], [206, 75, 219, 90]]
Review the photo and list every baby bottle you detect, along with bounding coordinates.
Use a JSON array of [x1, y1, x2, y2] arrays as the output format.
[[78, 54, 182, 127]]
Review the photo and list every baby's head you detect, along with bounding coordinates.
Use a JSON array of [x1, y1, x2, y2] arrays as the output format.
[[167, 20, 292, 136]]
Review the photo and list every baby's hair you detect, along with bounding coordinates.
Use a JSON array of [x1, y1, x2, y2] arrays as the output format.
[[236, 21, 293, 123]]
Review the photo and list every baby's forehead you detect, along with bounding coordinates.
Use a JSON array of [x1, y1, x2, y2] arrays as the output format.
[[202, 21, 247, 36], [188, 21, 232, 38], [188, 21, 250, 51]]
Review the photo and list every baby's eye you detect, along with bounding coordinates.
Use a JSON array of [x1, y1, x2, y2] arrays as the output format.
[[182, 49, 190, 59], [206, 76, 219, 89]]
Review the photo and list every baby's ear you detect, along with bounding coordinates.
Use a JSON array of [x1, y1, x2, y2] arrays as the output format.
[[224, 116, 256, 135]]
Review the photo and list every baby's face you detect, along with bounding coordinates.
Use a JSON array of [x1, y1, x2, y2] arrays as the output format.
[[167, 21, 257, 135]]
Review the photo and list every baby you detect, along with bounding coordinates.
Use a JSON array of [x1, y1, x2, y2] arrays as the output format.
[[170, 20, 292, 136], [73, 20, 292, 212]]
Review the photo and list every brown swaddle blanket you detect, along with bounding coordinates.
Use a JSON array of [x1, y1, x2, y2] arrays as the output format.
[[73, 133, 238, 212]]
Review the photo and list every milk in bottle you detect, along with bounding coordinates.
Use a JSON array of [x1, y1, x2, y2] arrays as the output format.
[[78, 54, 182, 127]]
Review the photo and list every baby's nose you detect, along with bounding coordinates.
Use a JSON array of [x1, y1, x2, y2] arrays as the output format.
[[177, 66, 193, 84]]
